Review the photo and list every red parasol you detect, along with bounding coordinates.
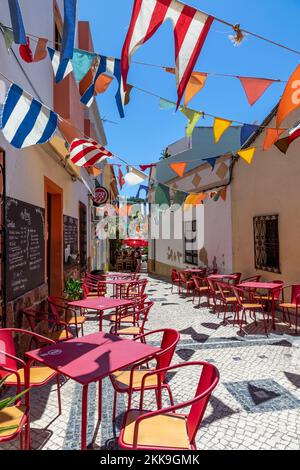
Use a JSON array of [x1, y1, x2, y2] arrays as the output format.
[[122, 238, 148, 248]]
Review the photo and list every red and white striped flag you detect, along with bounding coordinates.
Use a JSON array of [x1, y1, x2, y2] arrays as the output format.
[[121, 0, 213, 109], [69, 139, 113, 167]]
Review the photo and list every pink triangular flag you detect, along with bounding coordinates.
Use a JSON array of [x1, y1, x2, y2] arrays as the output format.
[[238, 77, 276, 106]]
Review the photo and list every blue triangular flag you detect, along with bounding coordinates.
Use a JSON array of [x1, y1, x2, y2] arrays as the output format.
[[8, 0, 26, 44], [240, 124, 259, 146], [203, 157, 218, 170]]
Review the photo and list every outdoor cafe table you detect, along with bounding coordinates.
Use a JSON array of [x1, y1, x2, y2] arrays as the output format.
[[208, 274, 238, 281], [97, 279, 134, 298], [184, 268, 206, 276], [25, 332, 159, 450], [68, 297, 135, 331], [237, 282, 282, 330]]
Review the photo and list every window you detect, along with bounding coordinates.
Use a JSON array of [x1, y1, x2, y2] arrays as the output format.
[[184, 220, 198, 265], [253, 215, 280, 273], [79, 202, 87, 271]]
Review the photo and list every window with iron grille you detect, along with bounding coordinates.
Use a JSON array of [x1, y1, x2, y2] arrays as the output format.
[[253, 215, 280, 273], [184, 220, 198, 266]]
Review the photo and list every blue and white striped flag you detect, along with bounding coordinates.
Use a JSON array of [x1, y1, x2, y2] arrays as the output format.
[[48, 47, 73, 84], [0, 84, 58, 149], [81, 56, 125, 118]]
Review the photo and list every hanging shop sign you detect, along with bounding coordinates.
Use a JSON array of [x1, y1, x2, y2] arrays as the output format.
[[92, 186, 109, 206]]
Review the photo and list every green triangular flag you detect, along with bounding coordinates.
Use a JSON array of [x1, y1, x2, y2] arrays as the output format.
[[180, 107, 203, 137], [173, 190, 188, 207], [155, 183, 170, 207], [1, 25, 14, 52]]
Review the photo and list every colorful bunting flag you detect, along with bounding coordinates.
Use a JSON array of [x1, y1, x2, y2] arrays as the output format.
[[0, 24, 14, 51], [274, 121, 300, 154], [33, 38, 48, 62], [19, 37, 33, 63], [166, 68, 207, 107], [180, 107, 203, 137], [58, 0, 77, 77], [48, 47, 73, 84], [173, 189, 188, 207], [95, 73, 114, 94], [240, 123, 259, 146], [220, 187, 227, 201], [0, 83, 58, 149], [81, 56, 125, 118], [263, 128, 286, 151], [69, 138, 113, 167], [169, 162, 187, 177], [277, 64, 300, 128], [71, 49, 96, 82], [159, 98, 176, 110], [238, 76, 275, 106], [124, 84, 133, 106], [136, 184, 149, 199], [214, 117, 232, 143], [237, 147, 256, 164], [155, 183, 170, 207], [87, 167, 101, 177], [8, 0, 26, 44], [203, 157, 218, 170], [139, 164, 156, 171], [58, 118, 81, 144], [118, 167, 125, 189], [121, 0, 214, 109], [184, 192, 206, 206]]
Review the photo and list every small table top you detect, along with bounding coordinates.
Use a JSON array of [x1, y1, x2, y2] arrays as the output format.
[[99, 279, 135, 286], [208, 274, 237, 280], [238, 282, 282, 290], [68, 296, 134, 311], [26, 332, 159, 386], [184, 268, 206, 273]]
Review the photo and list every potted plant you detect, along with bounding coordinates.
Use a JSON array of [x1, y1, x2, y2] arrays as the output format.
[[0, 377, 29, 435], [64, 277, 83, 301]]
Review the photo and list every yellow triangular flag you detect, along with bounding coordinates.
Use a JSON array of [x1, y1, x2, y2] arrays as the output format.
[[237, 147, 256, 164], [213, 117, 232, 143], [180, 107, 203, 137]]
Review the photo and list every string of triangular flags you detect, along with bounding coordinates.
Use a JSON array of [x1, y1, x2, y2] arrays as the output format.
[[154, 182, 228, 209]]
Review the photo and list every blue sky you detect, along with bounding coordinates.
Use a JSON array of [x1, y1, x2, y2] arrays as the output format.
[[78, 0, 300, 193]]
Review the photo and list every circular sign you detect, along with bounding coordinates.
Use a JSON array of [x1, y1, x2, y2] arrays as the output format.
[[93, 187, 109, 206]]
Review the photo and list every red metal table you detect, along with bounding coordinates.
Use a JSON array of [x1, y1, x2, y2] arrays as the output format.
[[68, 297, 134, 331], [238, 282, 283, 330], [98, 279, 134, 298], [208, 274, 237, 281], [25, 332, 159, 450]]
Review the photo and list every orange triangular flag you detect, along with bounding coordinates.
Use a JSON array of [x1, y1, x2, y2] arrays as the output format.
[[238, 77, 275, 106], [58, 119, 81, 144], [220, 187, 227, 201], [263, 128, 286, 151], [95, 73, 114, 94], [277, 64, 300, 128], [169, 162, 187, 177], [87, 167, 102, 177], [33, 38, 48, 62], [166, 68, 207, 106]]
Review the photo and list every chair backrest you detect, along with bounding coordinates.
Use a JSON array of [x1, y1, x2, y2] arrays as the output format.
[[186, 362, 219, 442], [232, 286, 245, 307], [155, 329, 180, 372], [138, 301, 154, 328], [171, 269, 179, 282], [206, 277, 217, 293], [272, 280, 284, 300], [242, 275, 261, 283], [48, 296, 65, 320], [179, 271, 187, 282], [216, 282, 232, 301], [0, 329, 18, 376], [228, 273, 242, 285], [291, 284, 300, 304]]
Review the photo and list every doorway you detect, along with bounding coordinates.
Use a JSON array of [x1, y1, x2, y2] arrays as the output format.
[[44, 177, 63, 297]]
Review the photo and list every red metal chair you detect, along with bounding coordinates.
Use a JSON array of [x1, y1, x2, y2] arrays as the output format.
[[0, 367, 30, 450], [0, 328, 62, 415], [48, 296, 86, 337], [279, 284, 300, 334], [254, 280, 283, 322], [123, 280, 148, 300], [232, 287, 268, 334], [178, 271, 194, 297], [106, 294, 148, 325], [227, 272, 242, 285], [110, 301, 154, 338], [241, 275, 262, 283], [192, 275, 209, 306], [171, 269, 180, 293], [22, 307, 73, 344], [118, 361, 219, 450], [110, 328, 180, 422], [216, 282, 238, 322]]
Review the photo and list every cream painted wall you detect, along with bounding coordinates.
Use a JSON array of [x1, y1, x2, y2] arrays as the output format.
[[232, 110, 300, 284]]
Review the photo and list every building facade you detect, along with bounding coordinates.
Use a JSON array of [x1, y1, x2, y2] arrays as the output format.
[[0, 1, 108, 327]]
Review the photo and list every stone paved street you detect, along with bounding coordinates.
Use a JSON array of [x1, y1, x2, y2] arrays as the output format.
[[1, 274, 300, 450]]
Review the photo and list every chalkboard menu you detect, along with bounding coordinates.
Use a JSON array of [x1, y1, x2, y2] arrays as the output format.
[[63, 215, 78, 266], [6, 197, 45, 301]]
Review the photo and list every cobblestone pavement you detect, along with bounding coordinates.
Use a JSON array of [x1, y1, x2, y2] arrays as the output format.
[[1, 274, 300, 450]]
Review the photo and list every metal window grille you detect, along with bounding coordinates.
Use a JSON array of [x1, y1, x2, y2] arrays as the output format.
[[253, 215, 280, 273], [184, 220, 198, 266]]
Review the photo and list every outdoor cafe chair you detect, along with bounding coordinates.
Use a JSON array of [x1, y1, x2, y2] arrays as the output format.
[[232, 287, 268, 334], [0, 365, 30, 450], [279, 284, 300, 334], [226, 272, 242, 285], [192, 275, 209, 306], [178, 271, 195, 297], [48, 296, 86, 337], [106, 294, 148, 324], [110, 301, 154, 338], [206, 277, 229, 312], [171, 269, 181, 293], [118, 361, 219, 450], [216, 282, 238, 322], [0, 328, 62, 416], [110, 329, 180, 422], [22, 307, 73, 344], [253, 280, 283, 320]]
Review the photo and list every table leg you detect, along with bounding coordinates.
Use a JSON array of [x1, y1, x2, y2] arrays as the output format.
[[81, 384, 88, 450], [98, 379, 102, 421], [99, 310, 103, 332], [272, 292, 276, 330]]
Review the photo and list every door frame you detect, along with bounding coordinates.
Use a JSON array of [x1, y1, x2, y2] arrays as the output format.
[[44, 177, 63, 297]]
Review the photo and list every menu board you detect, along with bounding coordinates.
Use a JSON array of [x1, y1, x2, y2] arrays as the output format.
[[6, 197, 45, 301], [63, 215, 78, 265]]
